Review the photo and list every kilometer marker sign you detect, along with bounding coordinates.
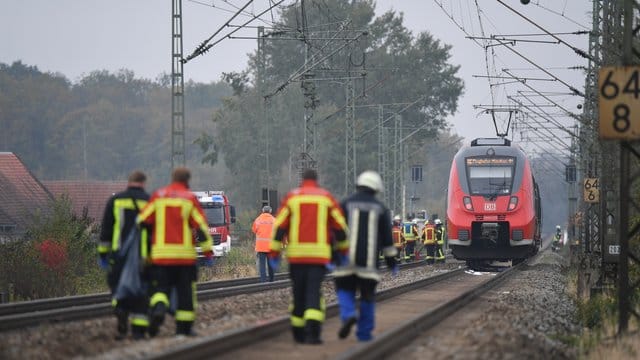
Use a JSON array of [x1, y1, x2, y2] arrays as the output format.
[[599, 66, 640, 140]]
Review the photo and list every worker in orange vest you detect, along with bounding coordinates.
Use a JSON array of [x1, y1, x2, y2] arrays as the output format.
[[422, 219, 436, 264], [252, 205, 276, 282]]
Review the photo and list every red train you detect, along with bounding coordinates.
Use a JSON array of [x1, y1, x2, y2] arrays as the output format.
[[446, 138, 541, 268]]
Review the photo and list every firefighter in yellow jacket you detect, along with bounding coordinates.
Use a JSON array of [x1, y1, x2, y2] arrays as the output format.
[[422, 219, 436, 264], [137, 167, 214, 337], [391, 215, 405, 263], [402, 219, 420, 262], [268, 169, 348, 344]]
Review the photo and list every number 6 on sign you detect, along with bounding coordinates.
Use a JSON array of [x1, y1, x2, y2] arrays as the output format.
[[599, 66, 640, 139], [584, 178, 599, 203]]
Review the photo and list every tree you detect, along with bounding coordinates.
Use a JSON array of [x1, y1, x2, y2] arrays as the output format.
[[200, 0, 463, 209]]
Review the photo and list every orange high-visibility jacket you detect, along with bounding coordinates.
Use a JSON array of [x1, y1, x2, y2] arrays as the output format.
[[270, 179, 348, 265], [252, 212, 275, 253], [137, 182, 213, 266]]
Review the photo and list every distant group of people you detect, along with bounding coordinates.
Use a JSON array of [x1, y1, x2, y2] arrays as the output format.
[[99, 167, 214, 340], [390, 216, 445, 264]]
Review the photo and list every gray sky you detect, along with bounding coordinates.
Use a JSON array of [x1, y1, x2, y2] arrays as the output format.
[[1, 0, 591, 148]]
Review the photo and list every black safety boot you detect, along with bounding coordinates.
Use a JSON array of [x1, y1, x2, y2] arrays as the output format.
[[148, 303, 166, 337], [338, 316, 357, 339], [176, 321, 198, 337], [305, 320, 323, 345], [114, 307, 128, 340], [131, 326, 146, 340], [292, 326, 306, 344]]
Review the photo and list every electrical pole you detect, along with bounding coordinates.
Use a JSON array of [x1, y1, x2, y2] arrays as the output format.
[[171, 0, 186, 170], [344, 77, 356, 195]]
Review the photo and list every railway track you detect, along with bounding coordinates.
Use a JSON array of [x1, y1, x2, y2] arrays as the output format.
[[0, 261, 428, 332], [140, 260, 524, 360]]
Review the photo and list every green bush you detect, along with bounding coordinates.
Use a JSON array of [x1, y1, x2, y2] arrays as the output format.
[[0, 197, 105, 301]]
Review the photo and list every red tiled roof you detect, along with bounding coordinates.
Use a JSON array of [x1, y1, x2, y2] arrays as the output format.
[[43, 180, 128, 223], [0, 152, 54, 230]]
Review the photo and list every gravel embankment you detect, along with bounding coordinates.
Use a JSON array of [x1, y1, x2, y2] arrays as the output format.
[[0, 262, 462, 359], [395, 250, 580, 360]]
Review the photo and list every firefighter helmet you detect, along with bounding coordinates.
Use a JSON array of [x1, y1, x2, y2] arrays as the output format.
[[434, 218, 442, 225], [356, 170, 383, 193], [393, 215, 402, 221], [262, 205, 272, 213]]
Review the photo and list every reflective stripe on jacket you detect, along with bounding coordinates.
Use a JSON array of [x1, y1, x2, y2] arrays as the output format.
[[392, 225, 404, 247], [402, 223, 418, 241], [99, 187, 150, 258], [270, 179, 348, 265], [252, 212, 275, 253], [137, 182, 213, 265], [423, 224, 436, 245]]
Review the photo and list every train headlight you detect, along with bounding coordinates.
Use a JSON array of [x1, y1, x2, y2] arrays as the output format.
[[508, 196, 518, 211], [463, 196, 474, 211]]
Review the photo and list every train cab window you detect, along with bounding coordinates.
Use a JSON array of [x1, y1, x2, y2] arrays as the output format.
[[465, 157, 515, 196]]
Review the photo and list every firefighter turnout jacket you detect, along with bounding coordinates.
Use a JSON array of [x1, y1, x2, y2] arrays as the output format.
[[392, 224, 404, 249], [99, 186, 150, 261], [252, 212, 275, 253], [402, 222, 419, 242], [137, 182, 213, 265], [270, 179, 348, 264], [423, 223, 436, 245], [335, 190, 397, 281]]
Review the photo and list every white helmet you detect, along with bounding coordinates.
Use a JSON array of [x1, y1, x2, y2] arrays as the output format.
[[556, 225, 561, 230], [356, 170, 383, 193], [262, 205, 272, 213], [393, 215, 402, 221], [434, 219, 442, 225]]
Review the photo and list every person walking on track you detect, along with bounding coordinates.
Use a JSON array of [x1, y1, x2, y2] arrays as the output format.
[[137, 167, 214, 337], [98, 170, 150, 340], [268, 168, 348, 345], [252, 205, 275, 282], [334, 170, 398, 342]]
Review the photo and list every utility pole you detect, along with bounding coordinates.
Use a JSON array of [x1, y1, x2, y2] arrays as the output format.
[[588, 0, 640, 333], [344, 77, 356, 195], [171, 0, 186, 170]]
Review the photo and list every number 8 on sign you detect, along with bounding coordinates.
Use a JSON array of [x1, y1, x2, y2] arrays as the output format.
[[599, 66, 640, 140]]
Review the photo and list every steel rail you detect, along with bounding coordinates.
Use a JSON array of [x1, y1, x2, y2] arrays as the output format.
[[339, 260, 531, 359], [0, 261, 427, 332], [144, 267, 467, 360]]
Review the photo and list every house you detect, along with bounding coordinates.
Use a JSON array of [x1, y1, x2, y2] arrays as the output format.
[[43, 180, 127, 224], [0, 152, 54, 240]]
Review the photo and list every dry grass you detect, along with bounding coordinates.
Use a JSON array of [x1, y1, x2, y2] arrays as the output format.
[[583, 331, 640, 360]]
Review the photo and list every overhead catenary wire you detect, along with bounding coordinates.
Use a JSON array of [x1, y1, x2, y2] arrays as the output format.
[[496, 0, 593, 63], [183, 0, 286, 64]]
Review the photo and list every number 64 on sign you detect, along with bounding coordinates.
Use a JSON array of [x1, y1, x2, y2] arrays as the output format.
[[599, 66, 640, 140]]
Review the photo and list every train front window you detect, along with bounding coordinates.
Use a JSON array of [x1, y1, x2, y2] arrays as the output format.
[[202, 204, 226, 226], [466, 157, 515, 196]]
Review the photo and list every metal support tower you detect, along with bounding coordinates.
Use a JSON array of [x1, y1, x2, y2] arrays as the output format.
[[377, 105, 390, 206], [617, 0, 640, 333], [258, 27, 270, 191], [344, 78, 356, 196], [171, 0, 186, 169]]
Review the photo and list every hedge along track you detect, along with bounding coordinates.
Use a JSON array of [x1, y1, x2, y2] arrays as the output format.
[[0, 260, 428, 332]]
